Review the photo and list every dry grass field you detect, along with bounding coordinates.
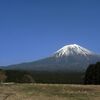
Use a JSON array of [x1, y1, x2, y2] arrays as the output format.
[[0, 83, 100, 100]]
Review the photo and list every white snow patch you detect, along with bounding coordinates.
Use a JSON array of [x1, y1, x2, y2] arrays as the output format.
[[54, 44, 94, 57]]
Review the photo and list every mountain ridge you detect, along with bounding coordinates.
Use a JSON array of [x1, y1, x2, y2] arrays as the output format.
[[2, 44, 100, 72]]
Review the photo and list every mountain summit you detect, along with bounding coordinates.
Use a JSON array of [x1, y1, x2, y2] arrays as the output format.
[[5, 44, 100, 72], [54, 44, 93, 57]]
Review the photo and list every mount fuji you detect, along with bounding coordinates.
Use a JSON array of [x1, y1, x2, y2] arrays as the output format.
[[4, 44, 100, 72]]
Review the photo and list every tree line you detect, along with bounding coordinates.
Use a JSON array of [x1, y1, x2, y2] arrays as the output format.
[[0, 62, 100, 84], [0, 69, 35, 83], [0, 69, 83, 84]]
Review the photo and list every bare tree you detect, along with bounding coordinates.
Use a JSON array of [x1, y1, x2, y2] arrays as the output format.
[[0, 70, 7, 83]]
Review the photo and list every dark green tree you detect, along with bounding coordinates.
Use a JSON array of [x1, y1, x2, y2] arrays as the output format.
[[6, 70, 35, 83], [84, 62, 100, 84], [21, 74, 35, 83]]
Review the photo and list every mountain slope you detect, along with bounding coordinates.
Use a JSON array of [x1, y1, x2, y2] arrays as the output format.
[[4, 44, 100, 72]]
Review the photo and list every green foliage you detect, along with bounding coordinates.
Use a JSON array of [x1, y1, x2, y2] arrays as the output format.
[[28, 71, 84, 84], [2, 69, 84, 84], [5, 70, 35, 83], [84, 62, 100, 84], [0, 68, 84, 84]]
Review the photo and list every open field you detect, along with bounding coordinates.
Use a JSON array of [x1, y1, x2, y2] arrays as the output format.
[[0, 84, 100, 100]]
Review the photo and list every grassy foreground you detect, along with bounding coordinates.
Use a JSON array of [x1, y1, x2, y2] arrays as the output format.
[[0, 84, 100, 100]]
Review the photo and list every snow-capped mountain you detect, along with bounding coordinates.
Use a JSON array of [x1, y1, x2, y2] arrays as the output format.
[[4, 44, 100, 72], [54, 44, 93, 57]]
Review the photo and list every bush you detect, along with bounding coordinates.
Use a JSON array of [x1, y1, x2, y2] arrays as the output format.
[[84, 62, 100, 84], [6, 70, 35, 83], [0, 69, 7, 83]]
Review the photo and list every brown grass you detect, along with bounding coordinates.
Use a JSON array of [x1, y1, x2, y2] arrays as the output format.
[[0, 83, 100, 100]]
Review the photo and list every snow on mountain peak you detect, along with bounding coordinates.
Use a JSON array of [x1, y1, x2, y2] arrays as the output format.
[[54, 44, 94, 57]]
